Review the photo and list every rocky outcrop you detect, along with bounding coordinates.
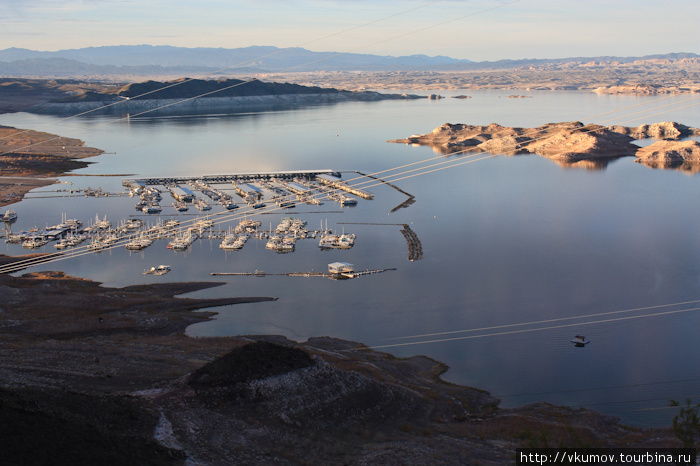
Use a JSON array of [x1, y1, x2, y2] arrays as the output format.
[[525, 125, 636, 161], [389, 121, 637, 161], [389, 121, 700, 166], [635, 140, 700, 171], [610, 121, 700, 139]]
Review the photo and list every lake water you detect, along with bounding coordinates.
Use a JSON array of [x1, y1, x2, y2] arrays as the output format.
[[2, 89, 700, 427]]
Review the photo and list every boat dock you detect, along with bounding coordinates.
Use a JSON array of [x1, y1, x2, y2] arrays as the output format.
[[123, 170, 342, 188], [211, 268, 396, 279], [336, 222, 423, 261]]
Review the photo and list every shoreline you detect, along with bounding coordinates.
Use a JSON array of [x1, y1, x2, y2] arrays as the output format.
[[0, 125, 103, 208], [0, 257, 680, 462]]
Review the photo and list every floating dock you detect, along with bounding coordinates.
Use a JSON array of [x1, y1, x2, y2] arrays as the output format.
[[211, 268, 396, 280], [123, 170, 341, 188]]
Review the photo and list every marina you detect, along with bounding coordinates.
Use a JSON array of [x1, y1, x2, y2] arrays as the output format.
[[3, 168, 401, 258]]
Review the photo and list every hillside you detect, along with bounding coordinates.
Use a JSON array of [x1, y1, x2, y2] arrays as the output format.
[[0, 77, 420, 116], [0, 261, 681, 464]]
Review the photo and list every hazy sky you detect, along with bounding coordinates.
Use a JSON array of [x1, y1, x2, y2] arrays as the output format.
[[2, 0, 698, 61]]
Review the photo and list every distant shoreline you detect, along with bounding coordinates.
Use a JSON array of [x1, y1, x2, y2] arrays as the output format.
[[28, 92, 421, 116]]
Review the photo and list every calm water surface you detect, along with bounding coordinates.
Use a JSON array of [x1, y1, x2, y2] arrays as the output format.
[[2, 90, 699, 426]]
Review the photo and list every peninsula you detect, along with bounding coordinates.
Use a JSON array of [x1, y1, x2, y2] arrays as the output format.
[[21, 77, 421, 116], [0, 125, 103, 207]]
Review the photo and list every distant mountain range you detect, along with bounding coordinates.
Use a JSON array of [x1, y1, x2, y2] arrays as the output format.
[[0, 45, 470, 76], [0, 45, 696, 78]]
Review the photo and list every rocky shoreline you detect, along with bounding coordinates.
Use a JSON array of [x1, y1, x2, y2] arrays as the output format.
[[0, 125, 104, 207], [0, 257, 681, 464]]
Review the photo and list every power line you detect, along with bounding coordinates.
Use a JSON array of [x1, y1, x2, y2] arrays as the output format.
[[364, 305, 700, 350]]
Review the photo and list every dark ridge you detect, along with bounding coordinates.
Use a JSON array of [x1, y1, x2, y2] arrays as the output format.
[[187, 341, 315, 388], [0, 388, 184, 466], [52, 77, 346, 102]]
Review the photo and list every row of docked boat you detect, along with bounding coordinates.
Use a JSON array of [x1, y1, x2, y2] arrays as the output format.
[[54, 234, 88, 250], [219, 232, 250, 251], [166, 218, 214, 252], [318, 233, 356, 249]]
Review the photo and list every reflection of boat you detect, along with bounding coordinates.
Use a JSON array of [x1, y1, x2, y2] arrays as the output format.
[[570, 335, 590, 347], [143, 265, 171, 275], [2, 210, 18, 223]]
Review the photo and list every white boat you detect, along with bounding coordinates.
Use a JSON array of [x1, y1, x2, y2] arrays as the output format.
[[195, 199, 211, 211], [570, 335, 590, 347], [143, 265, 171, 275], [219, 233, 240, 250], [168, 232, 196, 251], [337, 233, 356, 249], [125, 218, 144, 230], [318, 234, 339, 249], [54, 238, 71, 250], [65, 234, 87, 247], [93, 214, 112, 230], [173, 201, 189, 212], [22, 235, 47, 249], [2, 210, 18, 222], [125, 236, 153, 251], [142, 203, 162, 214]]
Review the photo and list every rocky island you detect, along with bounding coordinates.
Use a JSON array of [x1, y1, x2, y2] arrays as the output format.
[[389, 121, 700, 170]]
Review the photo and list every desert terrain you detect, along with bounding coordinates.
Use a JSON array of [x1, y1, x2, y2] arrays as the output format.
[[0, 254, 682, 465]]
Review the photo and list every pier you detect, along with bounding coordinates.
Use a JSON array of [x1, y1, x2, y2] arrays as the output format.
[[336, 222, 423, 261], [315, 174, 374, 200], [211, 268, 396, 279], [123, 169, 341, 188]]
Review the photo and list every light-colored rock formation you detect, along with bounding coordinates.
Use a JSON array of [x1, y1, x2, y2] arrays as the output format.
[[525, 126, 636, 161], [610, 121, 700, 139], [635, 140, 700, 171], [389, 121, 636, 161]]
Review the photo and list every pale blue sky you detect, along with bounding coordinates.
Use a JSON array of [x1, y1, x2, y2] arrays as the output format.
[[2, 0, 698, 61]]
